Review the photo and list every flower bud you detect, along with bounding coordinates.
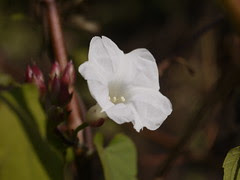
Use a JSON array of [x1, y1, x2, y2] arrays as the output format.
[[25, 65, 33, 82], [61, 61, 75, 86], [59, 84, 73, 106], [50, 75, 61, 94], [25, 64, 46, 95], [31, 65, 44, 80], [50, 61, 61, 79], [86, 104, 107, 127]]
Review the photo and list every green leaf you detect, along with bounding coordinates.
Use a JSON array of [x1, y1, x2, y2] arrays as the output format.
[[0, 84, 64, 180], [223, 146, 240, 180], [94, 133, 137, 180]]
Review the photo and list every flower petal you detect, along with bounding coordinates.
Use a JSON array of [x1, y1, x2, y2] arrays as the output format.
[[79, 36, 125, 111], [105, 103, 133, 124], [128, 87, 172, 131], [125, 48, 160, 90], [87, 80, 113, 111], [79, 61, 113, 110], [101, 36, 123, 59], [88, 36, 123, 76], [78, 61, 107, 84]]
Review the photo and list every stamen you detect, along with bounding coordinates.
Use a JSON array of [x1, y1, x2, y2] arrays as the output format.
[[120, 96, 125, 102], [109, 95, 126, 104]]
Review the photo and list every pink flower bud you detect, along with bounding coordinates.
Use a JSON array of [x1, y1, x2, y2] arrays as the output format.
[[50, 75, 61, 94], [50, 61, 61, 79], [59, 84, 72, 106], [25, 64, 46, 95], [31, 65, 44, 81], [61, 61, 75, 86], [25, 65, 33, 82], [49, 78, 72, 106]]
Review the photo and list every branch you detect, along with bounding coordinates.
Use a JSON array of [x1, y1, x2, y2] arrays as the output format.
[[41, 0, 67, 70], [40, 0, 89, 145]]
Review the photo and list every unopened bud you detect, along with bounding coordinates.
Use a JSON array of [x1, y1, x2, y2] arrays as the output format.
[[50, 61, 61, 79], [48, 76, 72, 106], [25, 64, 46, 95], [31, 65, 44, 81], [50, 75, 61, 94], [59, 85, 73, 106], [86, 104, 107, 127], [61, 61, 75, 86], [25, 65, 33, 82]]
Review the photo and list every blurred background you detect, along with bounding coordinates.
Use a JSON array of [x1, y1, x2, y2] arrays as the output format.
[[1, 0, 240, 179]]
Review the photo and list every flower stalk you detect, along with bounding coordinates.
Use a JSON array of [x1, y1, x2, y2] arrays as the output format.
[[73, 122, 89, 141], [41, 0, 87, 144]]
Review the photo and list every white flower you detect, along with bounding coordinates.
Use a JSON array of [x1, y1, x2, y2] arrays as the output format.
[[79, 36, 172, 132]]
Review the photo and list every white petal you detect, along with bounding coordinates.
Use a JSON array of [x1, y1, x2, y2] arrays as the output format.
[[79, 61, 113, 111], [125, 48, 160, 90], [102, 36, 123, 59], [105, 103, 133, 124], [128, 103, 143, 132], [128, 87, 172, 131], [88, 36, 123, 76], [87, 80, 113, 111], [79, 36, 125, 111], [78, 61, 107, 84]]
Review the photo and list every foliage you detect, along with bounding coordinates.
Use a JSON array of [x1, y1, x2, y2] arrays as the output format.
[[223, 146, 240, 180], [0, 84, 64, 180], [94, 133, 137, 180]]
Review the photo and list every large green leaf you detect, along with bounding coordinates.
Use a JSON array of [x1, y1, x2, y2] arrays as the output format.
[[223, 146, 240, 180], [0, 84, 64, 180], [94, 133, 137, 180]]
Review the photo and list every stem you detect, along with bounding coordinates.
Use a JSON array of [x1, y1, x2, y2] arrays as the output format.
[[42, 0, 67, 70], [40, 0, 86, 143], [73, 122, 89, 139]]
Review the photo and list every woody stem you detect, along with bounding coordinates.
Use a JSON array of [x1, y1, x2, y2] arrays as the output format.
[[40, 0, 86, 143]]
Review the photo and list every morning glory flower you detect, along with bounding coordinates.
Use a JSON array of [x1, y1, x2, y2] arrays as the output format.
[[79, 36, 172, 132]]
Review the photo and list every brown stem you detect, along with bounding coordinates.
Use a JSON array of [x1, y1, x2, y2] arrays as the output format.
[[41, 0, 85, 143], [42, 0, 67, 70]]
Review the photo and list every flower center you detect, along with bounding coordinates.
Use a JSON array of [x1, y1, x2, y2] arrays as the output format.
[[108, 81, 127, 104], [109, 96, 126, 104]]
